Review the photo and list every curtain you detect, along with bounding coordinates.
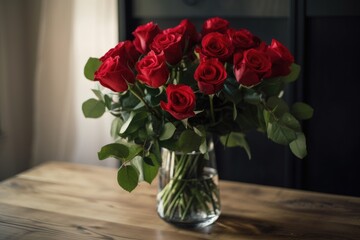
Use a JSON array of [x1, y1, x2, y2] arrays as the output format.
[[0, 0, 119, 180]]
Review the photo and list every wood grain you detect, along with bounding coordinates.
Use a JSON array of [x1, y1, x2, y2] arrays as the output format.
[[0, 161, 359, 240]]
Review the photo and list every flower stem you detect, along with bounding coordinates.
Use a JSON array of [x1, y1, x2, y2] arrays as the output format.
[[209, 94, 215, 123], [158, 151, 220, 221], [128, 86, 161, 120]]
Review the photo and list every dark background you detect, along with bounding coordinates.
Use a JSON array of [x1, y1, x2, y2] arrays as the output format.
[[119, 0, 360, 197]]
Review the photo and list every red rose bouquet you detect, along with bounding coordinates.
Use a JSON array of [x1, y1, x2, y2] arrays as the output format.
[[82, 17, 312, 225]]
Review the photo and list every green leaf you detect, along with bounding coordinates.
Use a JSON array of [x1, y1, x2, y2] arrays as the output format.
[[219, 132, 251, 159], [143, 156, 155, 166], [114, 139, 143, 161], [120, 91, 141, 110], [104, 95, 113, 110], [120, 112, 148, 135], [98, 143, 129, 160], [267, 113, 301, 145], [243, 89, 262, 105], [143, 154, 159, 184], [223, 78, 242, 104], [263, 109, 272, 129], [232, 103, 237, 121], [160, 138, 179, 152], [82, 99, 105, 118], [178, 130, 202, 153], [193, 125, 206, 137], [117, 165, 138, 192], [110, 117, 123, 139], [266, 96, 289, 118], [289, 132, 307, 159], [281, 63, 301, 83], [131, 156, 144, 182], [194, 126, 207, 154], [159, 122, 176, 141], [267, 122, 296, 145], [257, 106, 267, 132], [91, 89, 104, 101], [84, 57, 102, 80], [258, 78, 284, 96], [291, 102, 314, 120], [235, 105, 259, 131], [280, 112, 302, 132]]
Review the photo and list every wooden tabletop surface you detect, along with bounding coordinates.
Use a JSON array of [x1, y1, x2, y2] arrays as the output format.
[[0, 162, 359, 240]]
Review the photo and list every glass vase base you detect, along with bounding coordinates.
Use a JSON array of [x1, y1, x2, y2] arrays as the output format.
[[158, 211, 220, 228]]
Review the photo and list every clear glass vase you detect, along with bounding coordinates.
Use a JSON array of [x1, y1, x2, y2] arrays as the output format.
[[157, 138, 221, 228]]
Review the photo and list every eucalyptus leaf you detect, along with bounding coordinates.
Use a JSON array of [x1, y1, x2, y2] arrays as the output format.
[[289, 132, 307, 159], [120, 112, 148, 135], [110, 117, 123, 139], [178, 130, 202, 153], [267, 122, 296, 145], [159, 122, 176, 141], [258, 77, 284, 96], [193, 125, 206, 137], [131, 156, 144, 182], [235, 105, 259, 131], [114, 139, 143, 161], [243, 89, 262, 105], [291, 102, 314, 120], [91, 89, 104, 101], [281, 63, 301, 83], [223, 78, 242, 104], [143, 154, 159, 184], [267, 113, 301, 145], [98, 143, 129, 160], [219, 132, 251, 159], [117, 165, 138, 192], [159, 139, 178, 151], [82, 99, 105, 118], [104, 95, 113, 110], [280, 112, 302, 132], [84, 57, 102, 80], [121, 91, 141, 110], [266, 96, 289, 118], [233, 103, 238, 121]]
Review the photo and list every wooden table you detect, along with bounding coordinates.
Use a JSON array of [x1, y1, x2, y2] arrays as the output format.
[[0, 162, 359, 240]]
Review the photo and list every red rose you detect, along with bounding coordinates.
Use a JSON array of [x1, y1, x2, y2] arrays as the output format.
[[150, 31, 184, 65], [160, 84, 196, 120], [267, 39, 294, 77], [100, 41, 141, 68], [164, 19, 200, 52], [200, 32, 234, 62], [136, 51, 169, 88], [194, 58, 227, 94], [227, 28, 260, 51], [132, 22, 161, 54], [94, 56, 135, 92], [202, 17, 229, 36], [234, 49, 272, 87]]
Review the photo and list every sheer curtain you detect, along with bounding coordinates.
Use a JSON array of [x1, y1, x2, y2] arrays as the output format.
[[32, 0, 118, 167], [0, 0, 118, 180]]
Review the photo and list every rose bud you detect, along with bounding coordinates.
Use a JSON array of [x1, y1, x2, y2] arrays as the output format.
[[136, 50, 169, 88], [151, 31, 184, 65], [234, 49, 272, 87], [94, 56, 135, 92], [160, 84, 196, 120], [202, 17, 229, 36], [100, 40, 141, 68], [267, 39, 294, 77], [132, 22, 161, 54], [227, 28, 261, 51], [194, 58, 227, 95], [200, 32, 234, 62]]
